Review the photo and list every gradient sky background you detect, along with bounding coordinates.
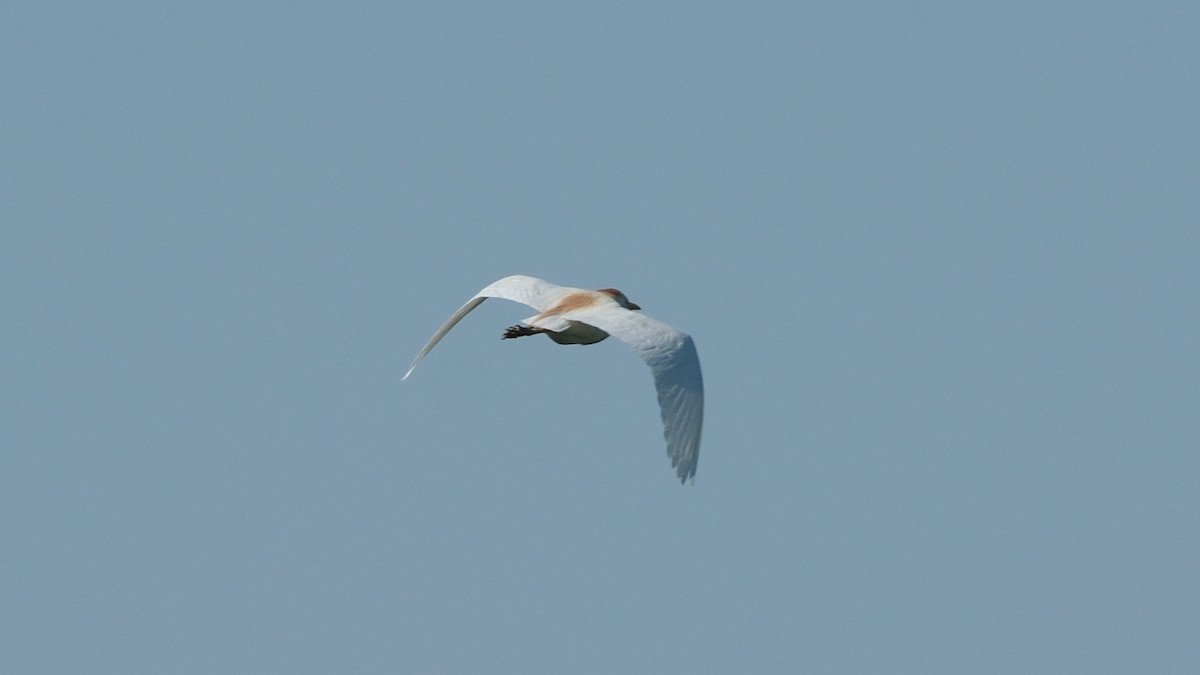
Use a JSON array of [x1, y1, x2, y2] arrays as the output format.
[[3, 2, 1198, 673]]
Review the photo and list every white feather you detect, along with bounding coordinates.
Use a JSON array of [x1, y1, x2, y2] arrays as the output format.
[[402, 276, 581, 380], [557, 303, 704, 483]]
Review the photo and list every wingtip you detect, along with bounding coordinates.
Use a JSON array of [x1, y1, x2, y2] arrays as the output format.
[[675, 461, 696, 485]]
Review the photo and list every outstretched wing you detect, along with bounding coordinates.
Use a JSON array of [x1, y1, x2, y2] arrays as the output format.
[[402, 275, 576, 380], [560, 304, 704, 483]]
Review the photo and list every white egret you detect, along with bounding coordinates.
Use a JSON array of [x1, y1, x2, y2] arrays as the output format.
[[403, 275, 704, 483]]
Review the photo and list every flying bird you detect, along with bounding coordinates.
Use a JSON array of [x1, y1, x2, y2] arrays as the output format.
[[403, 275, 704, 483]]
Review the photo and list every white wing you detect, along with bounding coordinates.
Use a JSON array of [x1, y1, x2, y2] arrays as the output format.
[[402, 275, 578, 380], [559, 304, 705, 483]]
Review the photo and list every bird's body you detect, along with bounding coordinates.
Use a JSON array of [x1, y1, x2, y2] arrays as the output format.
[[403, 275, 704, 483]]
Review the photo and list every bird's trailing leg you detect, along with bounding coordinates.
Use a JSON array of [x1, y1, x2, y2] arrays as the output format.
[[502, 324, 547, 340]]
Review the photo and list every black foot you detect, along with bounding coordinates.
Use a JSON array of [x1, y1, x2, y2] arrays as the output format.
[[503, 324, 542, 339]]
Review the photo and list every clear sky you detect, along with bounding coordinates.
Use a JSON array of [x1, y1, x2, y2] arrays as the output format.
[[3, 2, 1198, 673]]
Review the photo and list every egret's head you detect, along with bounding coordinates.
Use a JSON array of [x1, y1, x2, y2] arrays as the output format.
[[597, 288, 640, 310]]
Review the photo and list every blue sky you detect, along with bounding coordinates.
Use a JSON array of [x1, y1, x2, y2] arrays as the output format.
[[3, 2, 1198, 672]]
